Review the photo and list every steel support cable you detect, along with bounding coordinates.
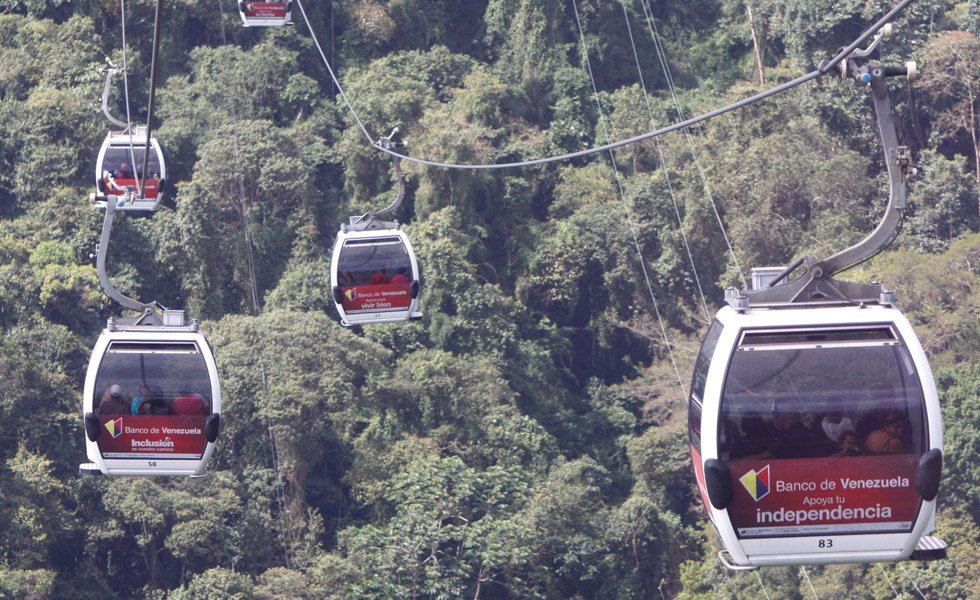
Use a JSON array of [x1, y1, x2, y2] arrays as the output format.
[[898, 563, 928, 599], [618, 0, 711, 322], [638, 0, 746, 290], [752, 571, 773, 600], [875, 563, 902, 597], [294, 0, 912, 173], [118, 0, 144, 198], [800, 566, 820, 599], [216, 0, 295, 569], [137, 0, 164, 201], [571, 0, 687, 399]]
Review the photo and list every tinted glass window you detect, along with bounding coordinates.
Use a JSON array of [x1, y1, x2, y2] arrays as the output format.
[[337, 238, 412, 286], [94, 342, 212, 415], [104, 147, 162, 178], [720, 326, 925, 461], [719, 325, 928, 540]]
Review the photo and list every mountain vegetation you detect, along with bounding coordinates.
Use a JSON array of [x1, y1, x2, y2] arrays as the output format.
[[2, 0, 980, 597]]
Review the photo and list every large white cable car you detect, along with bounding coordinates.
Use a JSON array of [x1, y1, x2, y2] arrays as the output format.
[[92, 62, 167, 212], [82, 313, 221, 477], [238, 0, 291, 27], [331, 131, 422, 326], [689, 24, 945, 569], [81, 175, 221, 477]]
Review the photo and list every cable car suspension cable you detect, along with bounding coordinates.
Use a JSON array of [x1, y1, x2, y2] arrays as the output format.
[[637, 0, 747, 291], [800, 566, 820, 599], [117, 0, 144, 198], [752, 571, 773, 600], [897, 563, 928, 600], [875, 563, 902, 597], [135, 0, 164, 202], [618, 0, 711, 321], [295, 0, 911, 171], [215, 0, 297, 569], [571, 0, 687, 399]]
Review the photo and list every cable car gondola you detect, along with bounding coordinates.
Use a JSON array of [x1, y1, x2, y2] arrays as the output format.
[[330, 132, 422, 326], [93, 63, 167, 211], [81, 312, 221, 477], [80, 185, 220, 477], [331, 226, 421, 326], [689, 26, 945, 569], [94, 127, 167, 211], [238, 0, 291, 27]]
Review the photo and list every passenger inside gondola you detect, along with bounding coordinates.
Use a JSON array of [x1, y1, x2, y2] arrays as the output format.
[[865, 409, 907, 454], [98, 383, 130, 415]]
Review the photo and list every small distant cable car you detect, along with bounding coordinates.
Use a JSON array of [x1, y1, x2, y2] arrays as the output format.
[[331, 226, 421, 326], [81, 311, 221, 477], [689, 28, 945, 569], [238, 0, 291, 27], [94, 63, 167, 212], [94, 128, 167, 211], [330, 131, 422, 326]]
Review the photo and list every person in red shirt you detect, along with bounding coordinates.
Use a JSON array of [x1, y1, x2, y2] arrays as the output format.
[[390, 266, 410, 284], [172, 389, 207, 416]]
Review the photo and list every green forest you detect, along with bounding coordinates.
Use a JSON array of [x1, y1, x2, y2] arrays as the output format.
[[2, 0, 980, 597]]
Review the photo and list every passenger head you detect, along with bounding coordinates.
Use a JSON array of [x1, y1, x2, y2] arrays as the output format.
[[882, 409, 906, 436], [109, 384, 122, 399]]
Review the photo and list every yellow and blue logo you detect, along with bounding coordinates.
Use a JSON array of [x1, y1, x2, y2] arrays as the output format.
[[105, 418, 124, 439], [344, 288, 357, 301], [739, 465, 770, 501]]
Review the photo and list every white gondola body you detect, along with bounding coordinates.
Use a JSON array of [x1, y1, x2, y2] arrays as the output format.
[[94, 129, 167, 211], [83, 329, 221, 476], [238, 0, 291, 27], [690, 304, 942, 567], [330, 228, 422, 326]]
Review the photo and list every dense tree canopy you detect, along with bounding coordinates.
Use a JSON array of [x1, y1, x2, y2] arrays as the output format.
[[2, 0, 980, 598]]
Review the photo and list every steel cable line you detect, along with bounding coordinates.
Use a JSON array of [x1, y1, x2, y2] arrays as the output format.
[[294, 0, 912, 171], [618, 0, 711, 322], [800, 566, 820, 599], [638, 0, 746, 290], [898, 563, 928, 599], [753, 571, 773, 600], [118, 0, 144, 198], [570, 0, 687, 399], [216, 0, 297, 569]]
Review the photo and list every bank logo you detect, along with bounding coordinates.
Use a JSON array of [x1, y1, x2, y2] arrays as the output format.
[[739, 465, 770, 502], [345, 288, 357, 302], [105, 418, 124, 439]]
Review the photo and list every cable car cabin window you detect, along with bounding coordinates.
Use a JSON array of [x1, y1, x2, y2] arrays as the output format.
[[719, 326, 927, 539], [337, 237, 413, 286], [94, 341, 212, 417], [103, 147, 162, 180]]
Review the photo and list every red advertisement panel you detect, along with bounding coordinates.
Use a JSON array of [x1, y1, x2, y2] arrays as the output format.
[[97, 415, 208, 459], [341, 283, 412, 313], [727, 454, 920, 538], [244, 1, 288, 17], [106, 178, 159, 199]]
